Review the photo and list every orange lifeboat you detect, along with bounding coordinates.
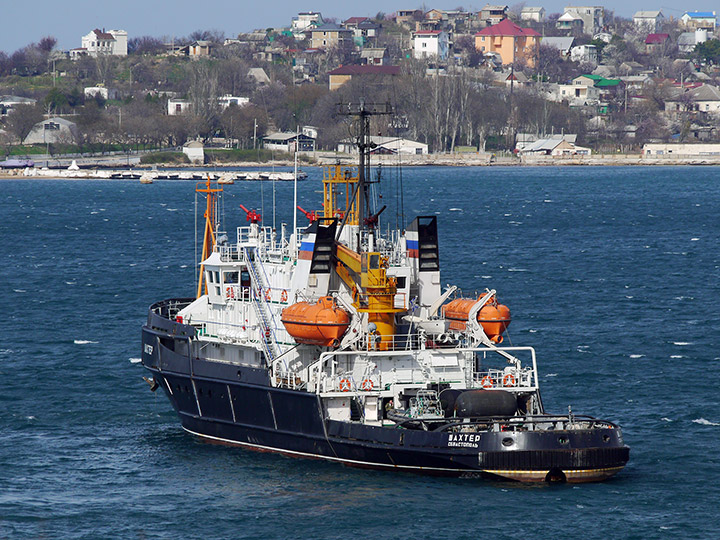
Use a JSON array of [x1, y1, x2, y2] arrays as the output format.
[[281, 296, 351, 347], [442, 294, 511, 343]]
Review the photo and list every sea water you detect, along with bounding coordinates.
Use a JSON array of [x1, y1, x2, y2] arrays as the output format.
[[1, 166, 719, 539]]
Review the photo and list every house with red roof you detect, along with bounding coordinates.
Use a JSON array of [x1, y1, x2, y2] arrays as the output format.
[[645, 33, 670, 54], [413, 30, 449, 60], [474, 19, 540, 67]]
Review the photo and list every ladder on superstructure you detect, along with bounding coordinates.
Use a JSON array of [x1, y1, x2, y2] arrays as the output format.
[[242, 246, 283, 367]]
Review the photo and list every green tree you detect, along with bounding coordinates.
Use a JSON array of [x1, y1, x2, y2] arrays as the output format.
[[694, 39, 720, 64]]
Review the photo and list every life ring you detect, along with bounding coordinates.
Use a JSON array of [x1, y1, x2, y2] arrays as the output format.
[[339, 378, 352, 392], [360, 379, 373, 391], [481, 375, 494, 389], [280, 289, 288, 302], [264, 289, 271, 301], [503, 374, 516, 387]]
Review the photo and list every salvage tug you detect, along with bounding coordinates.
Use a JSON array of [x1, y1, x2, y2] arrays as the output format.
[[140, 103, 629, 482]]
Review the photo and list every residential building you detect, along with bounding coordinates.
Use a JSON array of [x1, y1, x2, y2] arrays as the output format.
[[556, 12, 584, 32], [563, 6, 604, 35], [645, 33, 670, 54], [23, 117, 78, 145], [307, 23, 352, 49], [680, 11, 716, 31], [248, 67, 271, 85], [338, 136, 428, 155], [558, 74, 621, 106], [0, 95, 36, 116], [395, 9, 423, 29], [360, 47, 389, 65], [413, 30, 450, 60], [521, 7, 545, 22], [633, 11, 664, 33], [664, 84, 720, 114], [516, 133, 577, 151], [218, 95, 249, 109], [479, 5, 508, 26], [519, 136, 591, 156], [327, 64, 400, 91], [678, 29, 712, 53], [188, 41, 212, 58], [570, 44, 598, 64], [474, 19, 541, 67], [292, 12, 324, 34], [263, 132, 316, 152], [84, 86, 118, 101], [542, 36, 575, 56], [343, 17, 379, 46], [168, 98, 192, 115], [80, 28, 127, 57]]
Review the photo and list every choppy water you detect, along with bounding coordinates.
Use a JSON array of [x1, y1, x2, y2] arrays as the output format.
[[2, 166, 719, 539]]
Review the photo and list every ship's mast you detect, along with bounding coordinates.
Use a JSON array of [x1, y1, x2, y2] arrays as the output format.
[[336, 101, 392, 247], [196, 178, 223, 298]]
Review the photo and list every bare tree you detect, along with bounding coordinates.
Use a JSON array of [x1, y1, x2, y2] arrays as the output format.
[[5, 104, 43, 143]]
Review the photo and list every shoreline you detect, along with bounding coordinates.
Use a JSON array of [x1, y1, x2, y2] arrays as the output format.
[[3, 153, 720, 179]]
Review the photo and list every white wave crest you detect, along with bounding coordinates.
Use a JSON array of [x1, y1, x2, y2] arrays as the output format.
[[74, 340, 98, 345], [545, 373, 558, 377], [670, 355, 684, 359], [673, 342, 693, 346], [693, 418, 720, 426], [629, 354, 644, 358], [129, 358, 142, 363], [661, 417, 673, 422]]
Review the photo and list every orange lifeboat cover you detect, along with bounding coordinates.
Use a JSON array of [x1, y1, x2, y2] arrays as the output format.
[[281, 296, 351, 347], [442, 294, 511, 342]]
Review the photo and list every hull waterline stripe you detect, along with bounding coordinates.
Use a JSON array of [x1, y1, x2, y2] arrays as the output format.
[[183, 427, 460, 472]]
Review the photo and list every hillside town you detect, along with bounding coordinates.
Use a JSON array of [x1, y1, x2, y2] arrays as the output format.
[[3, 6, 720, 164]]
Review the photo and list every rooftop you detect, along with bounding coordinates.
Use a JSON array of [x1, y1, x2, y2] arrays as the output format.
[[476, 18, 541, 37]]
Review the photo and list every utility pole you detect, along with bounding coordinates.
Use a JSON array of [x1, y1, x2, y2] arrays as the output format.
[[253, 118, 258, 149]]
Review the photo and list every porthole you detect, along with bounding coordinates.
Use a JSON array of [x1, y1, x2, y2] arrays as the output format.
[[558, 436, 568, 445], [602, 435, 610, 443], [502, 437, 514, 447]]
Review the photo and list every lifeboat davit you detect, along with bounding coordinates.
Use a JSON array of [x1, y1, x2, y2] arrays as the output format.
[[442, 294, 511, 343], [281, 296, 351, 347]]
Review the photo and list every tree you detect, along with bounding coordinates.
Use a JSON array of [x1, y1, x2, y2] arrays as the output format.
[[128, 36, 165, 55], [694, 39, 720, 64], [5, 104, 43, 143]]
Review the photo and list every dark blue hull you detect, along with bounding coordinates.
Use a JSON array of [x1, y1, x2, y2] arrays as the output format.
[[141, 302, 629, 481]]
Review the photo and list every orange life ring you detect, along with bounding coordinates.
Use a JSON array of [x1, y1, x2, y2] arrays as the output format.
[[481, 375, 494, 389], [280, 289, 288, 302], [339, 378, 352, 392], [264, 288, 271, 301], [503, 373, 516, 387], [360, 379, 373, 391]]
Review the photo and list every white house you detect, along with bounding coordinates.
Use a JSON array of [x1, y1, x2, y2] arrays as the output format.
[[570, 44, 598, 64], [519, 136, 591, 156], [521, 7, 545, 22], [183, 141, 205, 163], [218, 95, 249, 109], [168, 98, 192, 116], [292, 12, 324, 35], [633, 11, 664, 33], [0, 95, 36, 116], [263, 132, 316, 152], [413, 30, 449, 60], [643, 143, 720, 156], [23, 117, 78, 145], [81, 29, 127, 57], [556, 12, 584, 32], [338, 136, 428, 155], [84, 86, 119, 101]]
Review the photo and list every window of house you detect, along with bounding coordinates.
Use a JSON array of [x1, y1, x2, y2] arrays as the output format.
[[175, 104, 182, 113]]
